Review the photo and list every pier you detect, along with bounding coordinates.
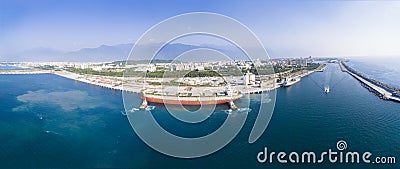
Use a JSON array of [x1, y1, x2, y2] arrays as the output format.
[[340, 62, 400, 103], [315, 64, 328, 72], [245, 85, 280, 94], [339, 62, 347, 72]]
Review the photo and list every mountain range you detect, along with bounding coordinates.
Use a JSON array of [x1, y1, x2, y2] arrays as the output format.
[[1, 43, 273, 62]]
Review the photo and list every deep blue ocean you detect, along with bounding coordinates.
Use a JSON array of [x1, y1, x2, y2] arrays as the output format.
[[0, 61, 399, 168]]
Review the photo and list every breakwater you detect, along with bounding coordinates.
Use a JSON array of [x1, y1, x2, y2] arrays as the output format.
[[340, 61, 400, 102]]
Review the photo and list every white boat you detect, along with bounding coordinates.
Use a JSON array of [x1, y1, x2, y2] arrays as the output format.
[[324, 87, 330, 93], [282, 76, 301, 87]]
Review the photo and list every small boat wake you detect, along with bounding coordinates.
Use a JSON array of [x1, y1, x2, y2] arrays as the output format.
[[43, 130, 61, 135], [122, 106, 156, 115], [146, 106, 156, 110], [223, 107, 251, 114], [224, 109, 233, 114], [237, 107, 251, 113]]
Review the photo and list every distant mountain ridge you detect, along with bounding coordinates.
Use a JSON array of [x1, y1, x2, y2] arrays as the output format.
[[63, 44, 132, 62], [2, 43, 255, 62]]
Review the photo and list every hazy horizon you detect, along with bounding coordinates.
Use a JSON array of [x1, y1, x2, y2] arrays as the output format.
[[1, 1, 400, 61]]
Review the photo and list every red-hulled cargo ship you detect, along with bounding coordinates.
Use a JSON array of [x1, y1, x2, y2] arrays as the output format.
[[141, 86, 242, 105], [142, 94, 242, 105]]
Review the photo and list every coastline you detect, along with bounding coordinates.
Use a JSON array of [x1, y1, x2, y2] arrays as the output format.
[[340, 62, 400, 103], [2, 62, 399, 169], [0, 70, 53, 74], [54, 69, 319, 94], [54, 71, 128, 91], [5, 63, 398, 103], [1, 67, 321, 94]]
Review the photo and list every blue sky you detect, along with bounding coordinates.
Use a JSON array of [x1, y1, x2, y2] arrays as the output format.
[[1, 0, 400, 58]]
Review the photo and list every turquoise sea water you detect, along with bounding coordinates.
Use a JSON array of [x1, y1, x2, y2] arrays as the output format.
[[0, 63, 399, 168]]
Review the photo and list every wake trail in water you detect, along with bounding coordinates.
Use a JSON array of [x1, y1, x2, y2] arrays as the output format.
[[222, 108, 251, 115], [43, 130, 61, 136], [123, 106, 156, 115], [308, 76, 325, 90], [330, 74, 350, 90], [308, 64, 350, 92]]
